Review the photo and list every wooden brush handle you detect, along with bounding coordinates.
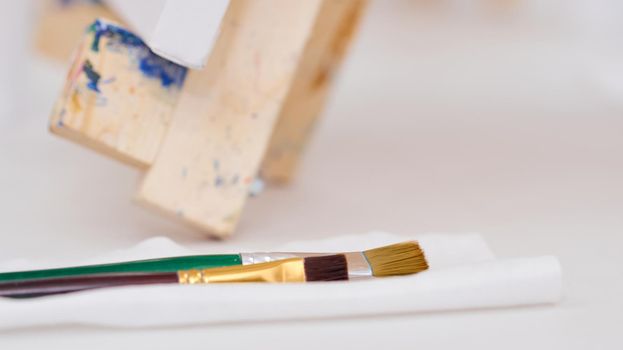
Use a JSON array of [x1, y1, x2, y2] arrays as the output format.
[[0, 273, 179, 299]]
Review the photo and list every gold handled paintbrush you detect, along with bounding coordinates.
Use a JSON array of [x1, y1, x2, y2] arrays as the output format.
[[243, 241, 429, 279], [0, 242, 428, 282], [0, 255, 349, 299]]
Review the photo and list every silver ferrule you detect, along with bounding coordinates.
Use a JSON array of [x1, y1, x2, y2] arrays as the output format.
[[240, 252, 310, 264], [342, 252, 373, 279], [240, 251, 373, 280]]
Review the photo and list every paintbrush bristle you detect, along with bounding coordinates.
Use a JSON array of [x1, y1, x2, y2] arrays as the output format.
[[363, 241, 428, 277], [304, 255, 349, 282]]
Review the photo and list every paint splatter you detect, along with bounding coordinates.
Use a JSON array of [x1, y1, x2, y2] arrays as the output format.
[[223, 210, 241, 224], [214, 176, 225, 187], [88, 20, 143, 53], [248, 178, 265, 197], [70, 90, 82, 112], [138, 55, 187, 88], [82, 60, 101, 92], [87, 19, 187, 88]]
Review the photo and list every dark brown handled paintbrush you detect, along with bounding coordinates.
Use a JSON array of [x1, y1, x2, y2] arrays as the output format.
[[0, 241, 428, 282], [0, 255, 348, 299]]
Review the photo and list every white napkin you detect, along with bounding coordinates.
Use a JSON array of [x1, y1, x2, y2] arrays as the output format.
[[0, 232, 561, 330]]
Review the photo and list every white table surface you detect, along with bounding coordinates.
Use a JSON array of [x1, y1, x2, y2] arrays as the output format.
[[1, 1, 622, 348]]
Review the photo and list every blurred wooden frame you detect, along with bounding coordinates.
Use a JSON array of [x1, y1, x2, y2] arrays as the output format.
[[48, 0, 367, 237], [35, 0, 124, 62]]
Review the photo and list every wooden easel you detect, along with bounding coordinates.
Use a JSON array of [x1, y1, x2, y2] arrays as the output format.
[[47, 0, 367, 238]]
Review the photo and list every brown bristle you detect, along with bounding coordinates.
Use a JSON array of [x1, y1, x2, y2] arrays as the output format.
[[363, 241, 429, 277], [304, 254, 349, 282]]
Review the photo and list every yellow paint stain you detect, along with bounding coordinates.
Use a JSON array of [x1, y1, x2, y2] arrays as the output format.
[[223, 210, 242, 224], [70, 89, 82, 114]]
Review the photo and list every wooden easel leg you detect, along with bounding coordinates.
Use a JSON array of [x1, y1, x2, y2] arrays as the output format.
[[48, 0, 368, 237], [260, 0, 368, 184], [137, 0, 333, 237]]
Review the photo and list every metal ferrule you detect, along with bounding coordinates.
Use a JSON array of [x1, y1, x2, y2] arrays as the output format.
[[240, 251, 373, 280], [178, 258, 306, 284], [342, 252, 373, 279]]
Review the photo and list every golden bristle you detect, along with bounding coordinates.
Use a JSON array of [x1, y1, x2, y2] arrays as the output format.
[[363, 241, 429, 277]]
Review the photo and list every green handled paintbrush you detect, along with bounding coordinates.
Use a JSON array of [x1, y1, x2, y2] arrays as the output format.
[[0, 255, 241, 282], [0, 242, 427, 282]]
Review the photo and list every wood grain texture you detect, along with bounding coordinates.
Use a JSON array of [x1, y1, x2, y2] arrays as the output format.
[[35, 0, 123, 62], [261, 0, 368, 184], [48, 2, 366, 176], [47, 1, 366, 237], [137, 0, 329, 236], [49, 19, 187, 168]]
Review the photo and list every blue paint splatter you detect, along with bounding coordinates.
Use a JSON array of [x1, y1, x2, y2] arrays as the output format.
[[82, 59, 101, 92], [87, 19, 187, 88], [213, 159, 220, 171], [56, 108, 67, 128], [88, 20, 143, 53], [248, 178, 265, 197]]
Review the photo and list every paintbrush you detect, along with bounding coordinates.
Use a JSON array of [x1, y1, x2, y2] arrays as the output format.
[[0, 255, 348, 299], [0, 242, 428, 282]]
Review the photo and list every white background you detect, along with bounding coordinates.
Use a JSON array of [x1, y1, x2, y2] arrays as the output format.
[[0, 0, 622, 348]]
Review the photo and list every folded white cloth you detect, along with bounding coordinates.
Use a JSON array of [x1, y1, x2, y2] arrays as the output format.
[[0, 232, 562, 330]]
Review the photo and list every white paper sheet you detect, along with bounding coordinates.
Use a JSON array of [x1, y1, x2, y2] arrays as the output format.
[[105, 0, 166, 40], [150, 0, 229, 68], [105, 0, 228, 68], [0, 233, 561, 330]]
